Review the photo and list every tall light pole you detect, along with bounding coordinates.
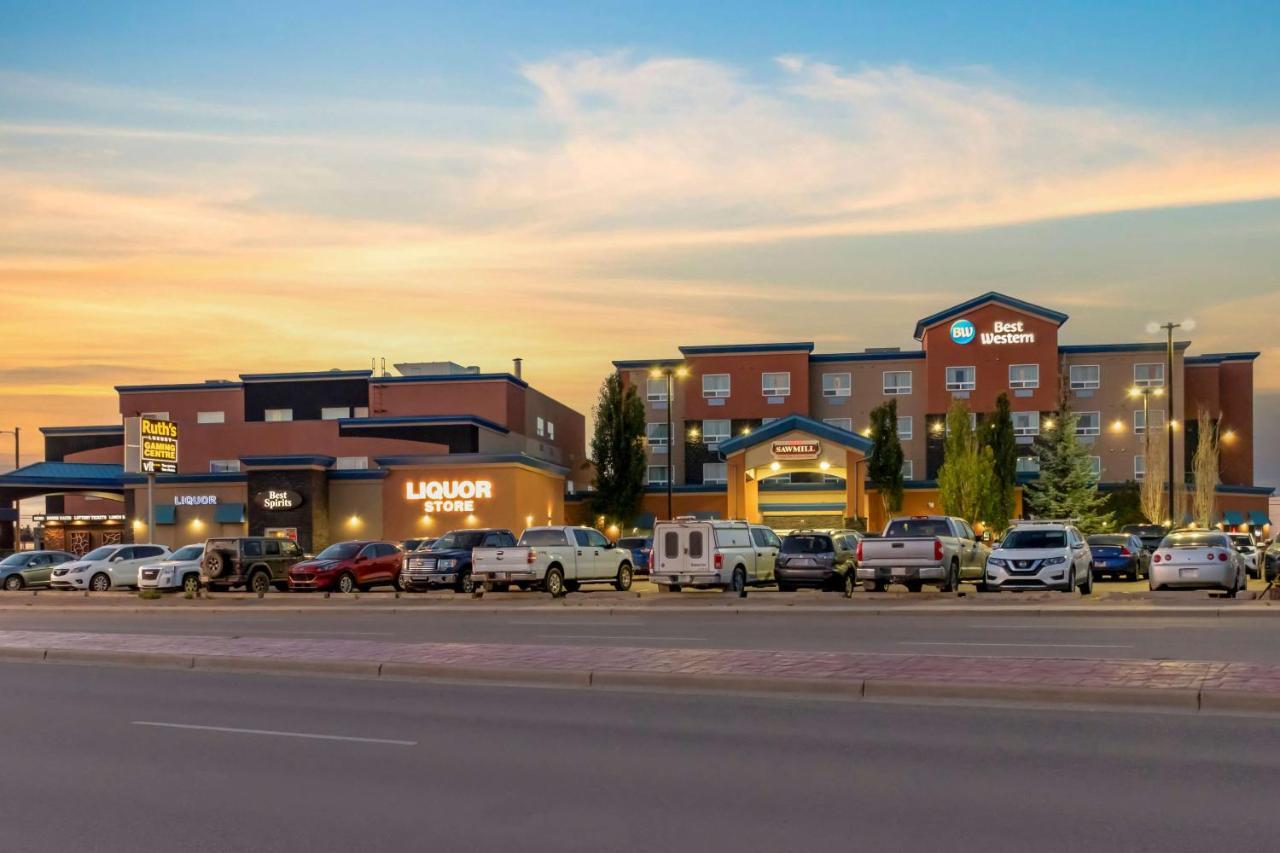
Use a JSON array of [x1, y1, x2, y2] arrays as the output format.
[[650, 365, 688, 520], [1150, 319, 1194, 526], [1128, 385, 1164, 510], [0, 427, 19, 550]]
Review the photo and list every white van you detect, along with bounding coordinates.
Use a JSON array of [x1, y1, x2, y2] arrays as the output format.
[[652, 518, 781, 593]]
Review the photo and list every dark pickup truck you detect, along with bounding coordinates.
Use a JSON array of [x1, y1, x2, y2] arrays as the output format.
[[400, 528, 516, 593]]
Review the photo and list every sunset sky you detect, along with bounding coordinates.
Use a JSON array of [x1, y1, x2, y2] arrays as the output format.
[[2, 1, 1278, 486]]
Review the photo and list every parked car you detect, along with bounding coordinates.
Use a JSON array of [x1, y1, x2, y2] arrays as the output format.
[[651, 518, 780, 593], [472, 526, 634, 596], [1265, 535, 1280, 583], [137, 544, 205, 593], [1, 550, 75, 590], [401, 538, 436, 553], [775, 530, 862, 594], [1087, 533, 1149, 581], [856, 516, 988, 592], [1150, 530, 1246, 595], [50, 544, 171, 591], [201, 536, 305, 593], [616, 536, 654, 574], [1228, 533, 1260, 579], [1121, 524, 1170, 553], [401, 529, 515, 592], [288, 540, 403, 593], [984, 522, 1094, 594]]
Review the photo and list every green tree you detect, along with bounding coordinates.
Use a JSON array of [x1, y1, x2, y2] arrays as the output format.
[[937, 401, 995, 526], [979, 393, 1018, 530], [1023, 405, 1114, 533], [1102, 481, 1146, 529], [866, 399, 905, 516], [589, 372, 647, 527]]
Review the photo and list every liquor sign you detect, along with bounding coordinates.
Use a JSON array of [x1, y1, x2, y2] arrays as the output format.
[[137, 417, 179, 474], [406, 479, 494, 514], [771, 440, 821, 460], [174, 495, 217, 506], [253, 489, 304, 511]]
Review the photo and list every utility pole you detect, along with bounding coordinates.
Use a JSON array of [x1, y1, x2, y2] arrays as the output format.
[[1160, 322, 1180, 526], [1, 427, 19, 550]]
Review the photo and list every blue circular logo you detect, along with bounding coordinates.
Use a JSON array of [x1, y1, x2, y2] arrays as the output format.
[[950, 319, 976, 345]]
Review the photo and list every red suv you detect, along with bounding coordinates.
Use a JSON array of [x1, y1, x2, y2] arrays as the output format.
[[288, 540, 403, 593]]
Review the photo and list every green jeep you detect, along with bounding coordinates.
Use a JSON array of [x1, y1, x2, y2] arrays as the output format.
[[201, 537, 305, 593]]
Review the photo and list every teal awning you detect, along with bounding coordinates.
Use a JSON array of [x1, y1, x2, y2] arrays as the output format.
[[1222, 509, 1245, 526], [1249, 510, 1271, 526], [214, 503, 246, 524], [153, 505, 176, 525]]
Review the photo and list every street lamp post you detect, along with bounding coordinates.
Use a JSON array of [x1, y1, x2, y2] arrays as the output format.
[[1152, 321, 1191, 525], [650, 366, 688, 520], [1128, 386, 1165, 514], [0, 427, 19, 550]]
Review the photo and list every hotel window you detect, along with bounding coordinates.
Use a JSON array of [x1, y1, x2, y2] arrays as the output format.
[[824, 418, 853, 433], [761, 372, 791, 397], [335, 456, 369, 470], [945, 366, 976, 391], [536, 417, 545, 437], [822, 372, 851, 398], [1134, 363, 1165, 388], [646, 465, 669, 485], [1133, 409, 1166, 434], [1134, 455, 1146, 481], [321, 406, 350, 421], [1088, 456, 1102, 481], [1076, 411, 1101, 437], [646, 422, 669, 449], [547, 421, 555, 440], [141, 411, 170, 420], [646, 378, 668, 403], [897, 416, 913, 440], [1012, 411, 1040, 437], [702, 419, 731, 446], [883, 371, 912, 395], [1069, 364, 1100, 390], [1009, 364, 1039, 389], [1016, 456, 1040, 474], [702, 373, 731, 398], [209, 460, 241, 473], [702, 463, 728, 485], [352, 406, 369, 418], [901, 459, 914, 480], [944, 412, 978, 436], [196, 410, 225, 424], [264, 408, 293, 422]]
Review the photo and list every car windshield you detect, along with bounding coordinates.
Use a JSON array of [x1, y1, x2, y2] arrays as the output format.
[[1164, 533, 1227, 549], [432, 532, 487, 550], [0, 553, 29, 567], [1229, 536, 1254, 549], [1001, 530, 1067, 549], [170, 545, 204, 561], [519, 529, 568, 546], [316, 543, 362, 560], [1087, 536, 1128, 547], [617, 538, 649, 549], [1124, 525, 1167, 537], [781, 535, 834, 554], [885, 519, 951, 537], [82, 546, 118, 561]]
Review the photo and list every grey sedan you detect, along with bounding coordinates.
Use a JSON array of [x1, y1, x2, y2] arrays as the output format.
[[1, 550, 77, 590]]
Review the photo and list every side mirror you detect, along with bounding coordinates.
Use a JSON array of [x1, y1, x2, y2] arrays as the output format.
[[110, 555, 123, 562]]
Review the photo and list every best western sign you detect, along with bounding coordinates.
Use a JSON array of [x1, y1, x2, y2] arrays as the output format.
[[138, 417, 179, 474], [406, 479, 493, 514], [950, 318, 1035, 346]]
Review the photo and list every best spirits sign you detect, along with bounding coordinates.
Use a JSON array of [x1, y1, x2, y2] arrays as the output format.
[[137, 417, 179, 474]]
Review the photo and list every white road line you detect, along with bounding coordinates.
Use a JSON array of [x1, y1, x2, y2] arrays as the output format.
[[508, 620, 645, 627], [539, 634, 707, 642], [900, 641, 1133, 650], [131, 721, 417, 746]]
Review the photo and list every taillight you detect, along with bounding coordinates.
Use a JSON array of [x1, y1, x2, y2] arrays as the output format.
[[933, 539, 943, 561], [1119, 547, 1131, 557], [526, 549, 537, 564], [1217, 551, 1228, 562], [1153, 553, 1162, 563], [856, 540, 863, 562], [714, 553, 723, 570]]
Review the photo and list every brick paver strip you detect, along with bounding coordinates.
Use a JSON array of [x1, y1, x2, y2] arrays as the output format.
[[5, 629, 1280, 698]]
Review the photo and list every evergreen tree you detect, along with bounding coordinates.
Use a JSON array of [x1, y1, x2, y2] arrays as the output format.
[[589, 373, 647, 527], [980, 393, 1018, 530], [937, 401, 995, 526], [1023, 405, 1114, 532], [866, 399, 905, 516]]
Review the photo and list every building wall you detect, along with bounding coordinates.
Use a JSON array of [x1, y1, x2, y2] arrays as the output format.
[[807, 357, 927, 481], [381, 463, 565, 542], [1218, 361, 1255, 487], [125, 480, 248, 548], [328, 480, 385, 542]]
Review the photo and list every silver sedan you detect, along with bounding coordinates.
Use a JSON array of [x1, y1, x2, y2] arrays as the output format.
[[1149, 530, 1246, 596]]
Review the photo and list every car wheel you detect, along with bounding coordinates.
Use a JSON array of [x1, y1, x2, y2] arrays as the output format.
[[942, 561, 959, 593], [1127, 566, 1138, 582], [457, 567, 475, 595], [545, 566, 566, 597], [615, 562, 633, 592], [1080, 566, 1094, 596], [336, 573, 356, 594], [843, 573, 855, 598], [1061, 569, 1075, 594], [182, 574, 199, 595], [89, 573, 111, 592], [248, 571, 271, 594], [4, 574, 23, 591], [729, 567, 746, 593]]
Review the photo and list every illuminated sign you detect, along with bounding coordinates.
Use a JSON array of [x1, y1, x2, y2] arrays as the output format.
[[949, 319, 976, 345], [771, 440, 821, 460], [139, 417, 179, 474], [951, 318, 1036, 346], [174, 495, 217, 506], [33, 514, 127, 523], [253, 489, 304, 511], [406, 479, 493, 514]]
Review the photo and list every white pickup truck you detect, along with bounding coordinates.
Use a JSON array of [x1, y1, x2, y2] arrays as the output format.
[[470, 526, 634, 597], [855, 515, 989, 592]]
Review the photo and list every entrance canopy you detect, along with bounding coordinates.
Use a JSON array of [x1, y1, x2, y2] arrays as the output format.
[[0, 461, 125, 502]]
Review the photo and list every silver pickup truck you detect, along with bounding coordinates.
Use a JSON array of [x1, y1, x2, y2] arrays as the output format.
[[856, 515, 989, 592], [471, 526, 634, 597]]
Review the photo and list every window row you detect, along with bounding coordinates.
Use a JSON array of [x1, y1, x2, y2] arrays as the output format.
[[535, 417, 556, 440], [1068, 362, 1165, 391], [645, 461, 919, 484], [647, 371, 917, 401], [206, 456, 368, 474]]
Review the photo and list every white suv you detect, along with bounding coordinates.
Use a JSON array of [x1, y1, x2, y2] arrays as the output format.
[[50, 544, 171, 592], [137, 543, 205, 593], [984, 522, 1093, 594]]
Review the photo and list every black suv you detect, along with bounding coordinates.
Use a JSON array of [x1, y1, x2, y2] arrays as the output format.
[[202, 536, 306, 593], [401, 528, 516, 593], [775, 530, 862, 595]]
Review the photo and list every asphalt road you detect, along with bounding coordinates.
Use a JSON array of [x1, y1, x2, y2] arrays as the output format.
[[2, 661, 1278, 852]]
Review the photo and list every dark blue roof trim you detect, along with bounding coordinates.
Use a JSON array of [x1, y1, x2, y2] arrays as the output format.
[[116, 381, 242, 393], [643, 483, 728, 494], [1215, 484, 1275, 496], [338, 415, 510, 434], [612, 358, 684, 370], [1185, 352, 1261, 365], [121, 472, 248, 485], [39, 425, 124, 435], [327, 470, 390, 481], [759, 503, 846, 512], [810, 351, 926, 363], [679, 342, 814, 356], [914, 292, 1069, 340], [370, 372, 528, 389], [716, 414, 873, 456], [758, 481, 847, 492], [1058, 341, 1191, 354], [239, 370, 372, 382], [238, 455, 336, 468], [374, 453, 568, 477]]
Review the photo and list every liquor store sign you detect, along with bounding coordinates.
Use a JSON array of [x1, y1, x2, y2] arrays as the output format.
[[139, 417, 179, 474], [406, 479, 494, 514]]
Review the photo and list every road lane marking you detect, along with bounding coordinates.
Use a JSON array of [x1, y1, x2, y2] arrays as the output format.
[[900, 641, 1133, 649], [508, 620, 645, 627], [131, 721, 416, 746], [539, 634, 707, 642]]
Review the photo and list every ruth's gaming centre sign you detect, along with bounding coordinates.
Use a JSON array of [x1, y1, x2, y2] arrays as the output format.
[[406, 479, 494, 514], [950, 318, 1036, 346]]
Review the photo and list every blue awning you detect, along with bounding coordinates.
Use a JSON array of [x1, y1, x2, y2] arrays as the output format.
[[214, 503, 246, 524], [1249, 510, 1271, 526], [153, 505, 176, 525], [1222, 510, 1245, 526]]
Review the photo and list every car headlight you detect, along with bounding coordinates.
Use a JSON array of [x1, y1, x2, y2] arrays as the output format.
[[71, 565, 89, 574], [1044, 556, 1067, 566], [987, 558, 1007, 568], [438, 558, 457, 570]]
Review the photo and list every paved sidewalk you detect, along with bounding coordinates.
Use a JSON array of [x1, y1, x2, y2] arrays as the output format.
[[3, 629, 1280, 712]]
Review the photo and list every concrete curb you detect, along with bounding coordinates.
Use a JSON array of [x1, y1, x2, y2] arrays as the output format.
[[10, 645, 1280, 716]]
